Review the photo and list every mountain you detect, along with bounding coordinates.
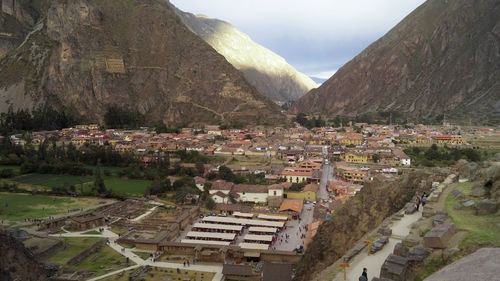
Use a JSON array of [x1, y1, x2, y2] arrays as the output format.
[[290, 0, 500, 124], [0, 0, 284, 126], [170, 5, 317, 102]]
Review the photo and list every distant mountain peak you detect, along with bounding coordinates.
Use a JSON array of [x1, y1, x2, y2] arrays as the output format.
[[171, 4, 318, 102]]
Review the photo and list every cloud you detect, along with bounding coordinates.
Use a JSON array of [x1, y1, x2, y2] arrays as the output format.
[[309, 70, 338, 79]]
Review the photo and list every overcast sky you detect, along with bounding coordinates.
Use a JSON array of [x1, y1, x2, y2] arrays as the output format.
[[170, 0, 426, 79]]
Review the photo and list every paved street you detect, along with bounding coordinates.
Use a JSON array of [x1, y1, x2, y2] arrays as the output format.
[[318, 163, 332, 201]]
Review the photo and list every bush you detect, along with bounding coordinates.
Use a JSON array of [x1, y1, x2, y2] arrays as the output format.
[[0, 168, 16, 178]]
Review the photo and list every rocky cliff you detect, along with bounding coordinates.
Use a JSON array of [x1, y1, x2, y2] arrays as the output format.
[[290, 0, 500, 124], [0, 0, 284, 125], [295, 170, 448, 281], [0, 232, 49, 281], [171, 4, 317, 102]]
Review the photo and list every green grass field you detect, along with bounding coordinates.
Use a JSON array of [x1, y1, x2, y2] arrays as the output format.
[[68, 245, 132, 277], [12, 174, 93, 189], [0, 193, 109, 221], [10, 173, 151, 196], [102, 178, 150, 196], [46, 237, 102, 264], [0, 165, 21, 173]]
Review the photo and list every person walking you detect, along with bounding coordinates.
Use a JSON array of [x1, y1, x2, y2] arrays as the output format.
[[359, 268, 368, 281], [421, 192, 427, 208], [415, 194, 421, 211]]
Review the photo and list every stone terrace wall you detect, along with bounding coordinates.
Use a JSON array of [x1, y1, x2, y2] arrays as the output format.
[[66, 239, 106, 266]]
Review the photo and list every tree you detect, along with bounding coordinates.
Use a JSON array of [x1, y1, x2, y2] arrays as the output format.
[[203, 182, 212, 192], [218, 165, 235, 182], [372, 153, 380, 163], [93, 162, 107, 195], [228, 193, 237, 204], [205, 198, 216, 210], [195, 162, 205, 175]]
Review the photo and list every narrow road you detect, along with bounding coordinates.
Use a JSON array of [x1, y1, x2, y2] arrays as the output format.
[[318, 163, 332, 201]]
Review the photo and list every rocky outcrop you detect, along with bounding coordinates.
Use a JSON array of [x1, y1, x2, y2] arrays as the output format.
[[294, 170, 447, 281], [290, 0, 500, 125], [0, 0, 284, 126], [425, 248, 500, 281], [0, 232, 48, 281], [171, 5, 317, 102]]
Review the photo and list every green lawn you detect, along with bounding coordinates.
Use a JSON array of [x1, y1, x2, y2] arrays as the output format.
[[12, 174, 93, 189], [102, 178, 151, 196], [10, 173, 151, 196], [46, 237, 102, 264], [0, 193, 110, 221]]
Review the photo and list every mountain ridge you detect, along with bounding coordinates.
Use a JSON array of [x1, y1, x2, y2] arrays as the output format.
[[0, 0, 285, 126], [170, 4, 318, 102], [290, 0, 500, 125]]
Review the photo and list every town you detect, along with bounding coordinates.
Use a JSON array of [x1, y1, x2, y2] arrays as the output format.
[[0, 121, 498, 281]]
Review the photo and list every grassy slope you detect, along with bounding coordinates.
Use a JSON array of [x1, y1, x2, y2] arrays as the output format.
[[68, 245, 132, 276], [444, 182, 500, 253], [416, 181, 500, 280], [46, 237, 102, 264]]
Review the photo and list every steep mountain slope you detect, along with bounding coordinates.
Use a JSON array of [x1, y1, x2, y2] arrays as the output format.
[[0, 232, 49, 281], [171, 5, 317, 102], [290, 0, 500, 124], [0, 0, 284, 126]]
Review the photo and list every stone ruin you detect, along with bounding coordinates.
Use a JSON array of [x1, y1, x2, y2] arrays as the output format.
[[424, 223, 456, 249]]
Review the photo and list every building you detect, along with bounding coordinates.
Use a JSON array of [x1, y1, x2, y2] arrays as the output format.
[[209, 180, 234, 195], [232, 184, 269, 203], [70, 213, 105, 231], [338, 133, 363, 146], [433, 135, 465, 145], [281, 167, 312, 183], [303, 183, 319, 201], [279, 200, 303, 219], [344, 152, 372, 163]]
